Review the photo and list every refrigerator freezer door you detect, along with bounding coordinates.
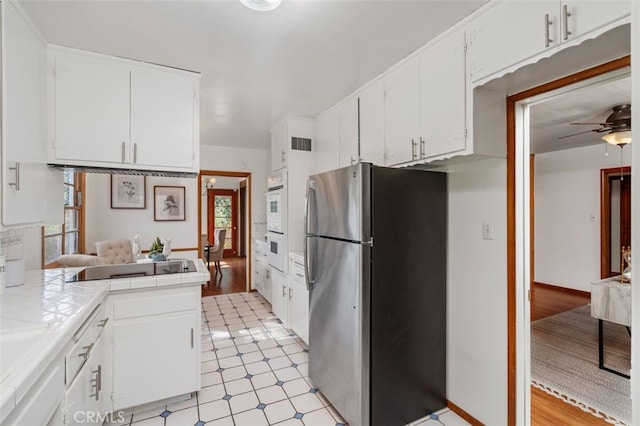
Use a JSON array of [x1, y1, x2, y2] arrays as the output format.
[[307, 163, 371, 242], [308, 236, 370, 426]]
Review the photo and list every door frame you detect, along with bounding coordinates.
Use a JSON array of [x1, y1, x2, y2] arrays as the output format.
[[506, 56, 631, 425], [198, 170, 252, 292], [208, 188, 239, 257], [601, 166, 632, 278]]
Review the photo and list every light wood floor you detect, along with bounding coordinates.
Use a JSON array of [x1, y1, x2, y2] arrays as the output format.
[[201, 257, 247, 297], [530, 283, 609, 426]]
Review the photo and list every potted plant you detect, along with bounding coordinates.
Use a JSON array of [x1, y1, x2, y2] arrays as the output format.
[[148, 237, 166, 261]]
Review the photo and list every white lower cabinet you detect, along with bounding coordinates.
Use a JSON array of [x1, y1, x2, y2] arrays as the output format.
[[109, 286, 200, 411], [268, 257, 309, 344], [271, 268, 289, 327], [288, 260, 309, 344]]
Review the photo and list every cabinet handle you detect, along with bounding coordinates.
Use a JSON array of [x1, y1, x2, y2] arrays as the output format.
[[296, 273, 304, 278], [289, 287, 293, 300], [8, 163, 20, 191], [420, 137, 425, 158], [121, 142, 126, 162], [191, 328, 194, 348], [281, 149, 286, 163], [411, 139, 417, 160], [90, 365, 102, 401], [544, 13, 553, 47], [78, 342, 94, 359], [562, 4, 572, 40], [97, 318, 109, 328], [282, 284, 287, 297], [133, 143, 138, 163]]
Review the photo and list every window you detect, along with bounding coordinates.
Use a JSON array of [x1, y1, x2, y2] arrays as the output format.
[[43, 171, 85, 267]]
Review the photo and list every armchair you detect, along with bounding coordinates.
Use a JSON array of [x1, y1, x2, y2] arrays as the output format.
[[95, 239, 134, 265], [203, 229, 226, 276]]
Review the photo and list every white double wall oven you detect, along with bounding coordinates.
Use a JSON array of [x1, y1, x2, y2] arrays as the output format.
[[266, 170, 288, 273]]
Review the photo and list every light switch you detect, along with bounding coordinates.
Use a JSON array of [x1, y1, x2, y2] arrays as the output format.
[[482, 221, 493, 240]]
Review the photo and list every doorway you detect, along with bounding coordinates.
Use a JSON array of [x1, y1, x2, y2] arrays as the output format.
[[601, 166, 631, 278], [507, 57, 632, 425], [198, 170, 252, 296], [207, 188, 238, 258]]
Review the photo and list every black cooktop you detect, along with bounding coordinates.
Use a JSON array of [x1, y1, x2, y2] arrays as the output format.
[[66, 260, 197, 282]]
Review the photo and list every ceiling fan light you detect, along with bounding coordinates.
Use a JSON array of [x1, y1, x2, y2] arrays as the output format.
[[602, 130, 632, 146], [239, 0, 282, 12]]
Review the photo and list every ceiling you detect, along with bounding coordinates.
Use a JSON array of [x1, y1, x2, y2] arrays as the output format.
[[529, 73, 631, 154], [21, 0, 487, 150]]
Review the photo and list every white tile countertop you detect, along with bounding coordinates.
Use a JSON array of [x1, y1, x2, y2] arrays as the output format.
[[0, 259, 210, 423]]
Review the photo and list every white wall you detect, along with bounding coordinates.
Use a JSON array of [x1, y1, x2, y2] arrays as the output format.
[[200, 145, 268, 241], [447, 158, 507, 425], [84, 174, 198, 255], [534, 144, 631, 291]]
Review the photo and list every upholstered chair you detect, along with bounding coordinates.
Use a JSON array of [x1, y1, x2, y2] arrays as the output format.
[[208, 229, 226, 275], [95, 239, 134, 265]]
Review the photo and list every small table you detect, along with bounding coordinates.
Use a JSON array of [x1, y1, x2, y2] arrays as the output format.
[[590, 277, 631, 379]]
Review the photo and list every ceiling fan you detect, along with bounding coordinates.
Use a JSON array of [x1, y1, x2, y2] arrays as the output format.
[[559, 104, 632, 146]]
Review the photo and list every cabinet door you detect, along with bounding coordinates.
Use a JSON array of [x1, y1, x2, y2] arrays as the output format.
[[2, 2, 47, 226], [270, 269, 288, 326], [288, 271, 309, 344], [53, 56, 130, 163], [338, 96, 359, 168], [314, 109, 340, 174], [359, 79, 385, 165], [130, 69, 196, 170], [112, 310, 198, 410], [65, 343, 104, 426], [469, 1, 557, 83], [419, 29, 467, 158], [384, 59, 420, 165], [271, 120, 287, 171], [563, 1, 630, 41]]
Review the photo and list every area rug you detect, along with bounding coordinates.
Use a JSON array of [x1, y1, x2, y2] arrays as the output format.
[[531, 305, 631, 425]]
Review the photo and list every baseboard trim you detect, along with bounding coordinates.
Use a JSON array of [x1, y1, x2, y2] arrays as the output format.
[[533, 281, 590, 298], [447, 401, 484, 426]]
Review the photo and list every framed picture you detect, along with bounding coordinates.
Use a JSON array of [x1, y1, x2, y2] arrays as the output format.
[[111, 175, 146, 209], [154, 186, 186, 221]]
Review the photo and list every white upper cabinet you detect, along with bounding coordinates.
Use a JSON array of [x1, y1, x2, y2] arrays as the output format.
[[469, 0, 630, 84], [313, 108, 339, 174], [338, 96, 359, 168], [419, 29, 467, 159], [359, 79, 385, 165], [130, 69, 197, 169], [52, 55, 130, 164], [383, 59, 420, 165], [271, 119, 287, 171], [1, 1, 51, 227], [48, 46, 200, 174]]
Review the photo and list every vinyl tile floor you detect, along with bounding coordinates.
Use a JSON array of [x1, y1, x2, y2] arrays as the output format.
[[110, 292, 470, 426]]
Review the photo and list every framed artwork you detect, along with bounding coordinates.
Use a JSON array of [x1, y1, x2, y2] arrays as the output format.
[[154, 186, 186, 221], [111, 175, 146, 209]]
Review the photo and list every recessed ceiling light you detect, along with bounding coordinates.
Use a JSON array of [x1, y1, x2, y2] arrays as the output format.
[[239, 0, 282, 12]]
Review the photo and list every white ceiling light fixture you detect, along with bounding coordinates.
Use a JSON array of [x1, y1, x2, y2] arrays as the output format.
[[202, 177, 216, 196], [239, 0, 282, 12], [601, 104, 632, 146]]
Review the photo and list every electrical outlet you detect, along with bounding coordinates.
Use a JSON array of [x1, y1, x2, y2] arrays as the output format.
[[482, 221, 493, 240]]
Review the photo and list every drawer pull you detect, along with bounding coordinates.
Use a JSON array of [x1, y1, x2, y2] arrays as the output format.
[[90, 365, 102, 401], [296, 273, 304, 278], [191, 328, 194, 349], [97, 318, 109, 328], [78, 343, 94, 359]]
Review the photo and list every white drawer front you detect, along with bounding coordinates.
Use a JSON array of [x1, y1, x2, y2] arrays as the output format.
[[113, 288, 198, 320]]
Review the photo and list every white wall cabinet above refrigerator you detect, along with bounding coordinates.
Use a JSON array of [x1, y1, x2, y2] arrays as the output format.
[[1, 0, 63, 228], [468, 0, 631, 85], [47, 46, 200, 174]]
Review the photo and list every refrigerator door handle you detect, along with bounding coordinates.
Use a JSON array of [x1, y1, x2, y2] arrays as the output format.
[[304, 180, 316, 290]]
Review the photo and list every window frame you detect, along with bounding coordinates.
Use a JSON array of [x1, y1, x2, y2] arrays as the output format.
[[42, 172, 86, 268]]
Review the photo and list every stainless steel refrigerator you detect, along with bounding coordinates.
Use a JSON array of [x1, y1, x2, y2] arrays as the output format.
[[304, 163, 446, 426]]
